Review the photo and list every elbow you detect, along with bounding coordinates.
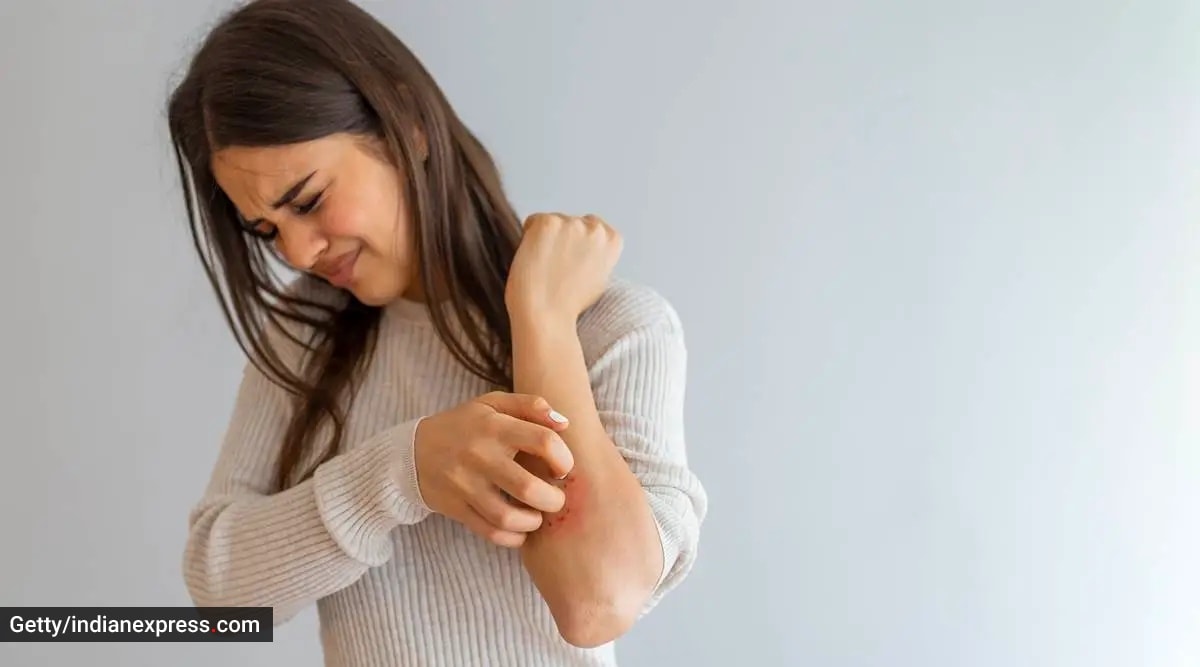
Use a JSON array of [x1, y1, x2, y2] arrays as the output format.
[[556, 605, 637, 649], [182, 548, 226, 609], [181, 507, 228, 607], [553, 586, 648, 649], [181, 525, 241, 610], [182, 555, 296, 627]]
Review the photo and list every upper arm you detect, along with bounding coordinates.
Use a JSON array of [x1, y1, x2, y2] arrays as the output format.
[[197, 274, 338, 498], [196, 358, 295, 502]]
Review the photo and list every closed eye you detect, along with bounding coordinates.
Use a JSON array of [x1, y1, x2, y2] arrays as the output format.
[[294, 189, 325, 215], [233, 209, 277, 240], [246, 222, 277, 240]]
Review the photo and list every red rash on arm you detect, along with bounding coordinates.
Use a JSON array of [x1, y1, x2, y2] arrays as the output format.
[[542, 473, 585, 531], [508, 314, 664, 646]]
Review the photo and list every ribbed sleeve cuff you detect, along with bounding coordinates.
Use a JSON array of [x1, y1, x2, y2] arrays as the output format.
[[311, 418, 432, 566], [639, 490, 702, 617], [647, 493, 684, 589]]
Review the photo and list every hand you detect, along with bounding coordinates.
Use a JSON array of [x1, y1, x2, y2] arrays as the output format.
[[412, 391, 576, 547], [505, 213, 623, 322]]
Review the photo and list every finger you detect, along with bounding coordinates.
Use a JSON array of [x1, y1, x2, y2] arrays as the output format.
[[475, 391, 570, 432], [489, 457, 567, 513], [457, 503, 527, 548], [468, 485, 546, 532], [495, 416, 575, 479], [522, 212, 567, 229], [583, 213, 621, 244], [582, 213, 616, 233]]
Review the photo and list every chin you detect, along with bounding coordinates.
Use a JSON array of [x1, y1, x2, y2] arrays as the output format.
[[349, 287, 391, 307], [347, 278, 401, 307]]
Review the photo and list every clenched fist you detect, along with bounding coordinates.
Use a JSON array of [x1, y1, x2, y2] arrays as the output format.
[[504, 213, 623, 321]]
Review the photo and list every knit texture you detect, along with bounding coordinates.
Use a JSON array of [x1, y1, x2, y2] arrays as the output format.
[[183, 278, 708, 666]]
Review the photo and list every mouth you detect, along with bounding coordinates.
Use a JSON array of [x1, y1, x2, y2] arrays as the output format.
[[317, 248, 361, 288]]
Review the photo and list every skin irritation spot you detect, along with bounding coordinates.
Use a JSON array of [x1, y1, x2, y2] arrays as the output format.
[[542, 473, 584, 533]]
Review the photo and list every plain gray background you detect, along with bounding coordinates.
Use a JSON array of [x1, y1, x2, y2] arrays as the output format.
[[1, 1, 1197, 665]]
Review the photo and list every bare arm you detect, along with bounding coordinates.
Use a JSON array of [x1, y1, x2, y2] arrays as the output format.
[[510, 292, 706, 648], [502, 215, 707, 646]]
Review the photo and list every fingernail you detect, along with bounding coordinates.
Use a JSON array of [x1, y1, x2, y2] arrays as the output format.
[[548, 410, 568, 424]]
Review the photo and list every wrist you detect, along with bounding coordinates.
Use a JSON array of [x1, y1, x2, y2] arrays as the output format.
[[507, 302, 578, 333]]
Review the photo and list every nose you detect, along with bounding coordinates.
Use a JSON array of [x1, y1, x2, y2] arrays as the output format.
[[273, 220, 329, 271]]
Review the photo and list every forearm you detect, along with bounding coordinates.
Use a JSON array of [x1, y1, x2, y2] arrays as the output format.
[[185, 418, 430, 625], [186, 477, 366, 624], [510, 311, 662, 646]]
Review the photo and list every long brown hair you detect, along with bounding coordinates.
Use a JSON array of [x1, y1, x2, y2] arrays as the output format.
[[167, 0, 520, 490]]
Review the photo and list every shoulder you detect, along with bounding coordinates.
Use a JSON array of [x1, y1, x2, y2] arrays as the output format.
[[576, 277, 686, 362]]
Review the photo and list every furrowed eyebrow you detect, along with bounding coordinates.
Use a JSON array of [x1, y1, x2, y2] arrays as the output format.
[[243, 171, 317, 225]]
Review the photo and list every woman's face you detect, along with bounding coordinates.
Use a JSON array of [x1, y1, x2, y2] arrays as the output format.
[[210, 133, 420, 306]]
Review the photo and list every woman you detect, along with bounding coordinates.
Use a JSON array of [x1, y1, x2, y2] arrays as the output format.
[[168, 1, 707, 665]]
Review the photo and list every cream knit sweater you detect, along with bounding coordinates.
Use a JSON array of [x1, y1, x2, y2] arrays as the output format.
[[182, 278, 708, 666]]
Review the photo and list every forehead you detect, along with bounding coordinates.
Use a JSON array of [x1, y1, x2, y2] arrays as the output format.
[[210, 136, 347, 216]]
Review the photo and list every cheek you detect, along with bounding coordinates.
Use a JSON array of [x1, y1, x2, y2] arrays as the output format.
[[322, 193, 404, 257], [318, 200, 369, 240]]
